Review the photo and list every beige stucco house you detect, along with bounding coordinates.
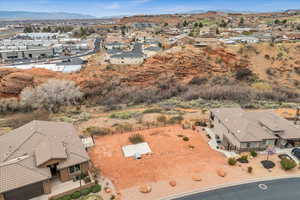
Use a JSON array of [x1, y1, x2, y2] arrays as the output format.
[[0, 121, 90, 200], [210, 108, 300, 152]]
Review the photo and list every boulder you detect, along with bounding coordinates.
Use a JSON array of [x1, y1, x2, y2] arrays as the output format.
[[169, 180, 176, 187], [139, 185, 152, 193], [0, 72, 34, 95], [192, 175, 202, 182], [105, 187, 112, 193], [217, 169, 226, 177]]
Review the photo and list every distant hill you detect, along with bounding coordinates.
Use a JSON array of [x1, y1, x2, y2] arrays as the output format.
[[0, 11, 96, 20]]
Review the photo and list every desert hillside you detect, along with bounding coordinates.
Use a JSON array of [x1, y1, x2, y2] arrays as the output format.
[[0, 42, 299, 99]]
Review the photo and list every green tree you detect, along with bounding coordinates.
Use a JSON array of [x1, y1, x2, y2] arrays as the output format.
[[183, 20, 189, 27], [239, 17, 244, 26]]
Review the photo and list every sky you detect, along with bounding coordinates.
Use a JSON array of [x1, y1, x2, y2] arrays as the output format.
[[0, 0, 299, 17]]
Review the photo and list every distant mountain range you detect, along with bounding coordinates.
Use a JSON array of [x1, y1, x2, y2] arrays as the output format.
[[0, 11, 96, 20]]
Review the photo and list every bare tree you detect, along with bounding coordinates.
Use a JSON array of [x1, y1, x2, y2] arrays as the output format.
[[20, 79, 83, 113]]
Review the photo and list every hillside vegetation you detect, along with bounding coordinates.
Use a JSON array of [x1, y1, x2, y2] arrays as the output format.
[[0, 42, 300, 113]]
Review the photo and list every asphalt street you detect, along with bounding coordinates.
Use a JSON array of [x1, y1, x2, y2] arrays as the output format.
[[173, 178, 300, 200]]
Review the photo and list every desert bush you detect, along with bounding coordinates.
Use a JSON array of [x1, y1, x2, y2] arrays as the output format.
[[266, 68, 277, 76], [294, 67, 300, 75], [196, 121, 207, 127], [167, 115, 184, 124], [157, 115, 167, 124], [184, 85, 253, 102], [20, 79, 83, 113], [109, 111, 141, 119], [235, 68, 253, 80], [280, 158, 297, 170], [182, 136, 190, 141], [250, 151, 257, 157], [129, 134, 145, 144], [188, 76, 208, 85], [0, 98, 24, 113], [91, 184, 101, 193], [228, 157, 237, 166], [114, 123, 133, 132], [210, 76, 230, 85], [86, 126, 112, 136], [143, 108, 163, 113], [264, 54, 270, 60], [71, 191, 81, 199], [247, 166, 253, 173]]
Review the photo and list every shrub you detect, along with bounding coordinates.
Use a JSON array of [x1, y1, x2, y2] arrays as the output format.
[[228, 157, 237, 166], [84, 176, 91, 184], [295, 67, 300, 75], [109, 111, 140, 119], [114, 123, 133, 132], [61, 195, 72, 200], [80, 188, 91, 196], [91, 184, 102, 193], [143, 108, 162, 113], [167, 115, 184, 124], [188, 76, 208, 85], [71, 191, 81, 199], [196, 121, 207, 127], [20, 79, 83, 113], [235, 68, 253, 81], [110, 195, 116, 200], [250, 151, 257, 157], [238, 155, 248, 163], [280, 158, 297, 170], [129, 134, 145, 144], [266, 68, 277, 76], [86, 126, 112, 136], [247, 166, 253, 173], [157, 115, 167, 124], [183, 136, 190, 141], [264, 54, 270, 60]]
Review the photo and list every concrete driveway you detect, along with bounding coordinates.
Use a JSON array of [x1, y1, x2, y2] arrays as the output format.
[[172, 178, 300, 200]]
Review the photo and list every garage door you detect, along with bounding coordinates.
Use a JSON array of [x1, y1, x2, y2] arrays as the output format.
[[4, 182, 44, 200]]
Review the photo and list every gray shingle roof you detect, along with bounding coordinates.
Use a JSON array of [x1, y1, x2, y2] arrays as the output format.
[[0, 121, 89, 193]]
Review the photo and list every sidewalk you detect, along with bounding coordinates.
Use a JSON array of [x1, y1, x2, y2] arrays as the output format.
[[204, 128, 238, 158]]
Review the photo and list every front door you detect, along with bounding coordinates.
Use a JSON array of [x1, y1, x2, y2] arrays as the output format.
[[48, 163, 59, 177]]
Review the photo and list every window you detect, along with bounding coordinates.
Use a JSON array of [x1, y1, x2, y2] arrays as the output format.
[[69, 164, 81, 174]]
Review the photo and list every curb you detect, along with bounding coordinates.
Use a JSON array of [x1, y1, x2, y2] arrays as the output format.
[[160, 175, 300, 200]]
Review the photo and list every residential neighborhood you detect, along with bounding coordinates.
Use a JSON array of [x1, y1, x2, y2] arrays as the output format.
[[1, 2, 300, 200]]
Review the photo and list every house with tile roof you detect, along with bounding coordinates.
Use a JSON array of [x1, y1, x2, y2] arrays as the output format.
[[210, 108, 300, 152], [0, 121, 90, 200]]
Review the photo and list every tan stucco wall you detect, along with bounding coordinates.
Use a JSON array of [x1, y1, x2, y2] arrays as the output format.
[[43, 180, 52, 194], [0, 193, 5, 200]]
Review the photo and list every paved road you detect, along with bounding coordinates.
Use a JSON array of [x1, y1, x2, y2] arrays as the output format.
[[173, 178, 300, 200]]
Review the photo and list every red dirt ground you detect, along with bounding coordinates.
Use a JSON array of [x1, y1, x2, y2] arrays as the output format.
[[88, 125, 227, 190]]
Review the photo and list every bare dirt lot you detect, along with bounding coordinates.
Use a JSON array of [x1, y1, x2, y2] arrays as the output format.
[[89, 124, 300, 200], [89, 125, 227, 190]]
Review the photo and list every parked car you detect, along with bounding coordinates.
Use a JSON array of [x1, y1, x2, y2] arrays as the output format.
[[291, 148, 300, 160]]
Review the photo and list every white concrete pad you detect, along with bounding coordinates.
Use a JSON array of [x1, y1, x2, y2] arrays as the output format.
[[122, 142, 152, 158]]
